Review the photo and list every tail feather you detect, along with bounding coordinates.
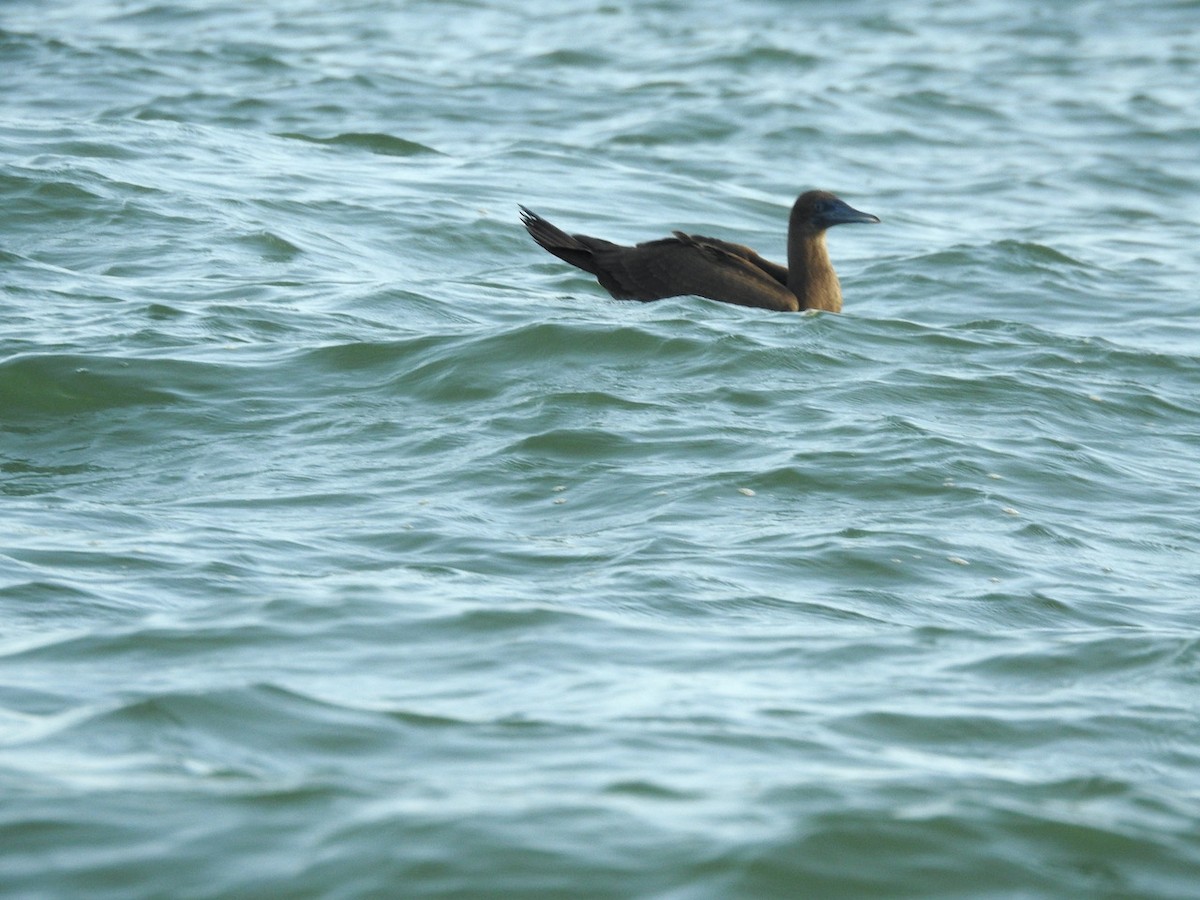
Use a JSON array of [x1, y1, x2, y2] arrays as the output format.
[[519, 206, 603, 276]]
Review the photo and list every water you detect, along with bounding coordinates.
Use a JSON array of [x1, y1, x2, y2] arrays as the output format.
[[2, 0, 1199, 896]]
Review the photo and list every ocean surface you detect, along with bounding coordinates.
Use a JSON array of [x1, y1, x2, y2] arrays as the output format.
[[2, 0, 1199, 896]]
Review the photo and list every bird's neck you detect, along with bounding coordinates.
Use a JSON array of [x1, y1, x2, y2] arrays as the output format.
[[787, 230, 842, 313]]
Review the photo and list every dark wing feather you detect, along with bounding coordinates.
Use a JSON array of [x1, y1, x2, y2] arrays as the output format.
[[676, 234, 789, 287], [521, 207, 798, 312], [588, 234, 799, 311]]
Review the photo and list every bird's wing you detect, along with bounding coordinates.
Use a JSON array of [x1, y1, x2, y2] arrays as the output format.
[[677, 234, 789, 286], [588, 233, 799, 311]]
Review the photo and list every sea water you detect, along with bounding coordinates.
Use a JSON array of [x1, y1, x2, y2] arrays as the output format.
[[2, 0, 1199, 896]]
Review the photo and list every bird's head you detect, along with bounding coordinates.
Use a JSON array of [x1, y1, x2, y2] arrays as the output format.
[[793, 190, 880, 232]]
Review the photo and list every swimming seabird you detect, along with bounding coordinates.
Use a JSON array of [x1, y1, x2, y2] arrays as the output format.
[[520, 190, 879, 313]]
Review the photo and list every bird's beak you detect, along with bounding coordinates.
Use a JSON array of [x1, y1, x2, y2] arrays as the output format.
[[826, 200, 881, 226]]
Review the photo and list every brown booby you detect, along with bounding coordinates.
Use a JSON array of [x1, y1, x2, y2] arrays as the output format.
[[520, 190, 879, 313]]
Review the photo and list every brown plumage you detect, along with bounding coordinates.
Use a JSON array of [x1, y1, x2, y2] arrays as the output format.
[[520, 190, 879, 313]]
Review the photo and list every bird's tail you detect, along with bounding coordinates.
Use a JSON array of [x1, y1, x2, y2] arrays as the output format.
[[519, 206, 603, 276]]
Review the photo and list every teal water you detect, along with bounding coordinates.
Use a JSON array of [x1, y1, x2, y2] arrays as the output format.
[[3, 1, 1199, 896]]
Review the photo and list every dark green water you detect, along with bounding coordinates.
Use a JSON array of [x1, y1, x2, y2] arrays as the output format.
[[2, 1, 1199, 896]]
